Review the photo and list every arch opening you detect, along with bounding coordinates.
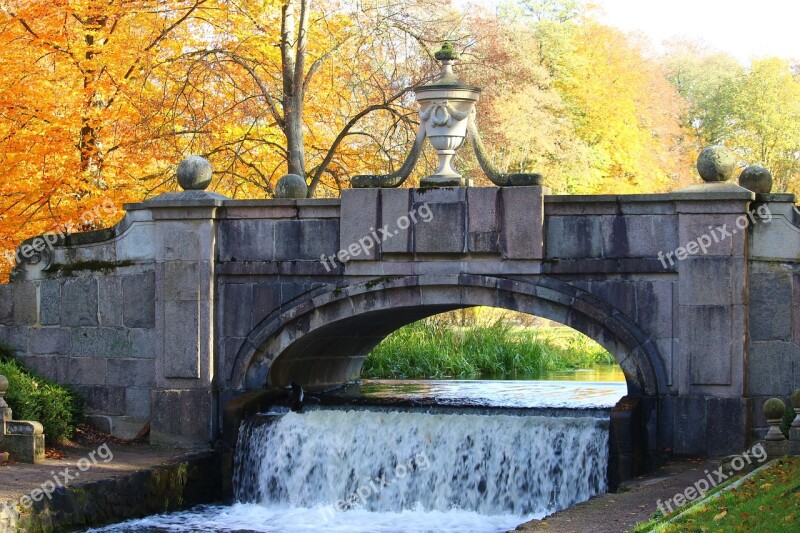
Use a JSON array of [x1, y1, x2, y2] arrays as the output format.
[[233, 276, 665, 399]]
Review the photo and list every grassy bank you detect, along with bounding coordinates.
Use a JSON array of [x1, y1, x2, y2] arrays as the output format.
[[631, 456, 800, 532], [361, 319, 616, 379]]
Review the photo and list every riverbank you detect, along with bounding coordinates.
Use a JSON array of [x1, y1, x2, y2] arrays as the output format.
[[363, 321, 615, 379], [514, 459, 720, 533], [0, 442, 221, 532]]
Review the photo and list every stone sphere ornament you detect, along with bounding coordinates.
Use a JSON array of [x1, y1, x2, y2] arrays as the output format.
[[0, 374, 8, 396], [764, 397, 787, 441], [275, 174, 308, 199], [792, 389, 800, 409], [177, 156, 213, 191], [738, 165, 773, 194], [697, 145, 735, 182]]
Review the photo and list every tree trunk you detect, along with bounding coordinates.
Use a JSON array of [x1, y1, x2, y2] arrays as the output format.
[[281, 0, 307, 179]]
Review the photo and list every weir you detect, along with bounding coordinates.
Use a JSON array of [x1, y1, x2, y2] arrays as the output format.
[[235, 408, 608, 518]]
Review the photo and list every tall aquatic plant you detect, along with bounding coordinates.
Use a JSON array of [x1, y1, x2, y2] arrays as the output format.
[[362, 319, 616, 379]]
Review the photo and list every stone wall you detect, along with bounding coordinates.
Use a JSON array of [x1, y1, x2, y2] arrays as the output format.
[[0, 451, 221, 532], [1, 185, 797, 461], [747, 195, 800, 439], [0, 270, 157, 440]]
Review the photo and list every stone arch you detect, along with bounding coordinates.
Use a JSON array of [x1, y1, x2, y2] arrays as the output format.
[[228, 275, 667, 397]]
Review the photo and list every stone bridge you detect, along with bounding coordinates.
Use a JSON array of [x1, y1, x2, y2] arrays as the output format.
[[1, 180, 799, 470]]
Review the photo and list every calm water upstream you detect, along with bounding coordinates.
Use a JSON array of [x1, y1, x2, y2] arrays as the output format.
[[87, 367, 626, 533]]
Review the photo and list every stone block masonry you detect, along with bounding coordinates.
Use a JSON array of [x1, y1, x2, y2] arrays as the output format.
[[0, 184, 797, 468]]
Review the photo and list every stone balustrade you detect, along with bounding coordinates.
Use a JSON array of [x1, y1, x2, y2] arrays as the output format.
[[0, 373, 45, 463]]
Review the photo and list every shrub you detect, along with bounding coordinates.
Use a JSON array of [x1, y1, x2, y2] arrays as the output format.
[[0, 343, 83, 444]]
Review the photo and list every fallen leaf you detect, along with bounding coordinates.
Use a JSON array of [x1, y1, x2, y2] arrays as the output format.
[[714, 510, 728, 521]]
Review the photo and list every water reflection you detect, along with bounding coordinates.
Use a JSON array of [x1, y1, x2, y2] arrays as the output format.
[[354, 365, 627, 409]]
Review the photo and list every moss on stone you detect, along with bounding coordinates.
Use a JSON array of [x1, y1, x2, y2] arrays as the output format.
[[54, 259, 136, 275]]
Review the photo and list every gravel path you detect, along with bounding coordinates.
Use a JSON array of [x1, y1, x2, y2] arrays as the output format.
[[514, 459, 719, 533]]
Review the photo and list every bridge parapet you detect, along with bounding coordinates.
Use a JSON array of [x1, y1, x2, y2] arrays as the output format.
[[0, 178, 798, 458]]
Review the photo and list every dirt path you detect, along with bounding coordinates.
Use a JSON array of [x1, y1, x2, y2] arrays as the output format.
[[514, 459, 718, 533]]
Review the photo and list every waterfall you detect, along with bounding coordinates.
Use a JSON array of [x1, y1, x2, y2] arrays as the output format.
[[234, 408, 609, 520]]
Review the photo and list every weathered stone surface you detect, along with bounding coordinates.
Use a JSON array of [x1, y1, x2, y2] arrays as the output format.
[[164, 261, 200, 301], [251, 283, 281, 327], [679, 256, 745, 306], [684, 306, 732, 385], [379, 188, 411, 253], [414, 202, 466, 253], [12, 281, 36, 326], [0, 450, 221, 532], [275, 219, 339, 260], [697, 145, 735, 182], [38, 280, 61, 326], [107, 358, 155, 387], [79, 386, 126, 415], [340, 188, 379, 261], [738, 165, 773, 193], [748, 341, 797, 395], [673, 396, 707, 454], [129, 328, 156, 359], [636, 281, 675, 340], [678, 214, 742, 257], [602, 214, 678, 258], [218, 219, 276, 262], [61, 278, 98, 327], [467, 188, 498, 253], [122, 272, 156, 328], [546, 216, 602, 258], [180, 389, 214, 442], [0, 284, 12, 325], [125, 386, 152, 418], [705, 397, 748, 456], [222, 284, 253, 338], [177, 155, 213, 190], [0, 326, 28, 355], [98, 276, 123, 327], [70, 328, 130, 358], [3, 186, 796, 460], [500, 186, 543, 260], [156, 221, 204, 261], [65, 356, 107, 386], [274, 173, 308, 199], [749, 271, 792, 341], [29, 327, 69, 355], [163, 300, 200, 379]]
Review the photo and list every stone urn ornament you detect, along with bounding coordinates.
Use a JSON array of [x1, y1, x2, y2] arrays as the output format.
[[415, 43, 480, 187], [352, 42, 542, 188]]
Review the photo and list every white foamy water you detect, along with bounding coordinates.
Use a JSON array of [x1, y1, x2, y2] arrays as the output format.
[[88, 406, 610, 532], [86, 502, 525, 532]]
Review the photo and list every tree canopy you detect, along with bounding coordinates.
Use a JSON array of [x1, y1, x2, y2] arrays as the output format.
[[2, 0, 800, 279]]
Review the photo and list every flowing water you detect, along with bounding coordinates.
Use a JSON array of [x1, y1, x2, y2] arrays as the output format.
[[87, 370, 625, 532]]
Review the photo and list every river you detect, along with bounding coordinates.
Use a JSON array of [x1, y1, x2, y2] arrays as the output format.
[[87, 367, 626, 533]]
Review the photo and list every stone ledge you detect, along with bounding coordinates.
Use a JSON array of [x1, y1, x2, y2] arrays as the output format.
[[0, 450, 221, 532]]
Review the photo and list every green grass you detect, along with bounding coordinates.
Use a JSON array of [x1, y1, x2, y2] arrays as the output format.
[[631, 457, 800, 533], [361, 318, 616, 379], [0, 342, 84, 444]]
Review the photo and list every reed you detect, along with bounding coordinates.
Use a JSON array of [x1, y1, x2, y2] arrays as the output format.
[[362, 319, 616, 379]]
